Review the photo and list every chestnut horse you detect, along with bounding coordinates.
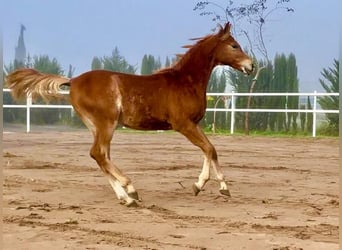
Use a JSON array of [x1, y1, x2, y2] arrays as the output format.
[[6, 23, 253, 207]]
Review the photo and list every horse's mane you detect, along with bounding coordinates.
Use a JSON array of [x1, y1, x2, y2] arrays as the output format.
[[156, 34, 218, 74]]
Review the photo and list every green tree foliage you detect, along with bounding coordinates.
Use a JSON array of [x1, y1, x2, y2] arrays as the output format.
[[91, 56, 102, 70], [91, 47, 136, 73], [202, 68, 227, 130], [286, 53, 299, 131], [141, 54, 162, 75], [228, 59, 272, 131], [228, 53, 300, 132], [165, 56, 171, 68], [318, 59, 339, 134], [67, 64, 75, 78], [272, 54, 287, 131], [31, 55, 64, 75], [268, 53, 299, 132]]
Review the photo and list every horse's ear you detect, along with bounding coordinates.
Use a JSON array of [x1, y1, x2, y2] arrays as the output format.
[[224, 22, 231, 33], [220, 22, 231, 40]]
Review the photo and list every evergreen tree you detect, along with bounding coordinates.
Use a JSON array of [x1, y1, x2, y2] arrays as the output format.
[[91, 56, 102, 70], [32, 55, 64, 75], [102, 47, 136, 73], [269, 53, 299, 132], [318, 59, 339, 133], [140, 55, 149, 74], [67, 64, 75, 78], [203, 68, 227, 131], [286, 53, 299, 131], [165, 56, 171, 68], [228, 53, 299, 132], [228, 67, 252, 131], [91, 47, 136, 73], [272, 54, 287, 131], [300, 104, 306, 132], [141, 54, 162, 75]]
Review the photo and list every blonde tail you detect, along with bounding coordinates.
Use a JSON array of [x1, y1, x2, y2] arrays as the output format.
[[5, 68, 70, 102]]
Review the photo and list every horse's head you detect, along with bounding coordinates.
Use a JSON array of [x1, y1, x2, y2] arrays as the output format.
[[213, 23, 254, 75]]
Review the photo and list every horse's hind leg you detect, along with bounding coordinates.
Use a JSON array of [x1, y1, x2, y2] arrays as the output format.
[[76, 109, 139, 206], [89, 122, 139, 206]]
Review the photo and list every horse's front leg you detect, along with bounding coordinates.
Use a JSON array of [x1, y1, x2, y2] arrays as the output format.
[[177, 123, 230, 196], [212, 159, 231, 196]]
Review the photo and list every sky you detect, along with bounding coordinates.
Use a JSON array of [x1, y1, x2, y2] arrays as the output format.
[[2, 0, 341, 92]]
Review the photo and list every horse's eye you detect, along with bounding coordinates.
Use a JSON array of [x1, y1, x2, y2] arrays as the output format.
[[231, 44, 239, 49]]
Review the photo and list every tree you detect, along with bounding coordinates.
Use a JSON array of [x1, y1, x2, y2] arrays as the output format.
[[67, 64, 75, 78], [268, 53, 299, 132], [32, 55, 64, 75], [318, 59, 339, 134], [165, 56, 171, 68], [103, 47, 136, 73], [228, 58, 271, 132], [202, 68, 227, 131], [227, 53, 299, 133], [91, 56, 102, 70], [272, 53, 287, 131], [141, 54, 162, 75], [286, 53, 299, 131], [91, 47, 136, 73]]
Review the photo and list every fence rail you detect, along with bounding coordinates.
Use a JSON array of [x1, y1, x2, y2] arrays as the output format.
[[3, 89, 339, 137]]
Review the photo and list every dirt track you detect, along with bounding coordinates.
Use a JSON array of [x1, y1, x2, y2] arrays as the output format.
[[3, 130, 339, 249]]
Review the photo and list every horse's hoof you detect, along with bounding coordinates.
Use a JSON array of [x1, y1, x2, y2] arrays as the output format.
[[219, 189, 231, 197], [128, 191, 140, 201], [192, 184, 201, 196], [126, 200, 139, 208]]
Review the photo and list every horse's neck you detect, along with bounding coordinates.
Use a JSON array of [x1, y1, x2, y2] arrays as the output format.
[[177, 44, 217, 90]]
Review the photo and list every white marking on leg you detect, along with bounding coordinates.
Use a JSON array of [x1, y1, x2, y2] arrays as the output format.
[[195, 156, 210, 190], [108, 177, 134, 204], [126, 184, 136, 194], [212, 159, 228, 191]]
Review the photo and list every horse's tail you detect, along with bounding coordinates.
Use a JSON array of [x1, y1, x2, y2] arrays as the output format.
[[5, 68, 71, 102]]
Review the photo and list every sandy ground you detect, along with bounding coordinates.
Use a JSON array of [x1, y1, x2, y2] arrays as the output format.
[[3, 129, 339, 250]]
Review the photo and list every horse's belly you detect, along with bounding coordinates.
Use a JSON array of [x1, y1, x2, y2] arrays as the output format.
[[120, 113, 172, 131]]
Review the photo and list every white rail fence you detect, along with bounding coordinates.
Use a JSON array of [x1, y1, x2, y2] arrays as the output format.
[[3, 89, 339, 137]]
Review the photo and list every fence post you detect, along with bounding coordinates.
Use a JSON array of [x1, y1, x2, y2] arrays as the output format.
[[230, 91, 235, 134], [26, 94, 32, 133], [312, 90, 317, 137]]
